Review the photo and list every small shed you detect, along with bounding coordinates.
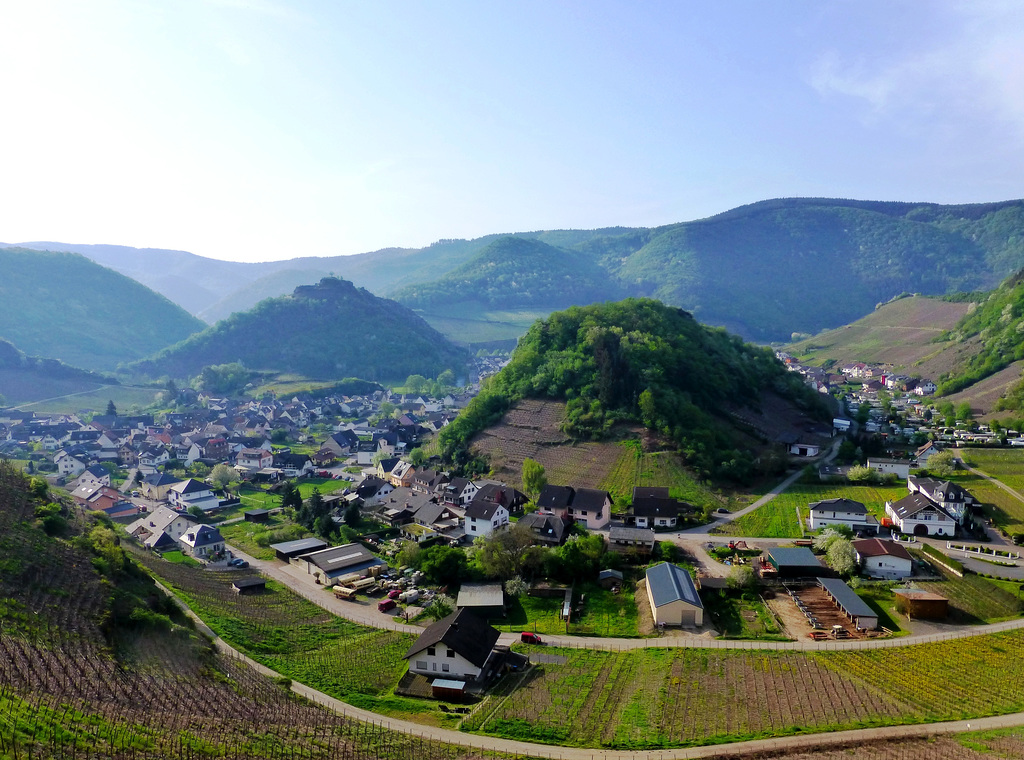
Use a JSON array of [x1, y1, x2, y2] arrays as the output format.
[[243, 509, 271, 523], [766, 547, 831, 579], [232, 577, 267, 595], [597, 569, 624, 590], [818, 577, 878, 630], [456, 583, 506, 619], [270, 537, 329, 562], [893, 589, 949, 620], [430, 678, 468, 702]]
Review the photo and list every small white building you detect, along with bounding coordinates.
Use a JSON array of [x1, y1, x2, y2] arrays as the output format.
[[788, 442, 822, 457], [168, 478, 221, 512], [807, 498, 875, 533], [177, 524, 225, 559], [464, 500, 509, 538], [853, 538, 913, 580], [866, 458, 910, 479], [645, 562, 704, 628]]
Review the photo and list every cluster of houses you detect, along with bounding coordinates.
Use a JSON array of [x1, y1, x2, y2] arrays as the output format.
[[775, 354, 938, 399], [807, 475, 980, 539]]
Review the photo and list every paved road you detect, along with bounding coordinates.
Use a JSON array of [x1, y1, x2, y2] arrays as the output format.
[[227, 543, 1024, 652], [159, 577, 1024, 760]]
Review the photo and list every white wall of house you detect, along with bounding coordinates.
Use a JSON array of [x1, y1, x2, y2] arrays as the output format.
[[465, 506, 509, 538], [407, 641, 482, 680], [860, 554, 912, 580], [868, 460, 910, 479], [646, 585, 703, 627], [808, 511, 873, 532]]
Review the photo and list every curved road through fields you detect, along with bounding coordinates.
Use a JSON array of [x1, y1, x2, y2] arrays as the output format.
[[163, 577, 1024, 760]]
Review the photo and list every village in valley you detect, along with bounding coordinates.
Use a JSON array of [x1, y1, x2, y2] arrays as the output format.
[[4, 334, 1024, 750]]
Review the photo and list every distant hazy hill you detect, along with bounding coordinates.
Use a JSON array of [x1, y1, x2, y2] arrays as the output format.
[[129, 277, 469, 382], [0, 248, 205, 371], [392, 236, 625, 313], [0, 338, 118, 405], [21, 198, 1024, 343]]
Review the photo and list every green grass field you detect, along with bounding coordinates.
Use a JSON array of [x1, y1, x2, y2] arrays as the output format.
[[597, 444, 744, 511], [721, 481, 909, 538], [911, 554, 1024, 623], [218, 514, 311, 560], [960, 449, 1024, 494], [702, 591, 786, 640], [22, 385, 162, 414], [495, 583, 641, 638]]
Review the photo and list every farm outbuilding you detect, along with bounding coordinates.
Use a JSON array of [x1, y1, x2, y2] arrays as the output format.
[[893, 589, 949, 620], [296, 543, 385, 585], [243, 509, 271, 523], [270, 537, 329, 562], [232, 577, 267, 595], [456, 583, 506, 619], [817, 578, 878, 630], [645, 562, 704, 628], [765, 547, 831, 579]]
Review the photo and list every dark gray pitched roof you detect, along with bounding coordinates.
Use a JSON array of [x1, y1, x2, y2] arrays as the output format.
[[889, 492, 952, 520], [808, 498, 867, 515], [571, 488, 611, 511], [646, 562, 702, 609], [465, 500, 504, 520], [404, 608, 500, 667], [537, 485, 574, 510]]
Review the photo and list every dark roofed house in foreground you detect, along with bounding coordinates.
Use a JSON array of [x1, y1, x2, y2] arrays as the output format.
[[403, 608, 503, 683]]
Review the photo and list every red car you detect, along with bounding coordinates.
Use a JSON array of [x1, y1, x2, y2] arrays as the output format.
[[377, 599, 397, 613], [387, 589, 401, 599], [520, 632, 543, 644]]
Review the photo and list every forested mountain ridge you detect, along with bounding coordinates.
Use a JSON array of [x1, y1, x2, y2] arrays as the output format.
[[0, 247, 206, 371], [439, 299, 830, 483], [127, 277, 469, 383], [17, 198, 1024, 344], [391, 236, 626, 312]]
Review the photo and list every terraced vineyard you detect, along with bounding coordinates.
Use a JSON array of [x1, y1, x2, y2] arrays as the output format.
[[465, 630, 1024, 749], [131, 548, 415, 710], [470, 399, 634, 488]]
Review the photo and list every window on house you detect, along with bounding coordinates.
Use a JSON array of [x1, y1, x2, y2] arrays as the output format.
[[442, 664, 450, 672], [416, 660, 427, 669], [432, 663, 437, 671], [427, 647, 436, 656], [446, 649, 455, 658]]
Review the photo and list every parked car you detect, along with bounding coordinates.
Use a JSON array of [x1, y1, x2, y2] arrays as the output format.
[[520, 632, 543, 644], [387, 589, 401, 599], [229, 558, 249, 568], [378, 599, 397, 613]]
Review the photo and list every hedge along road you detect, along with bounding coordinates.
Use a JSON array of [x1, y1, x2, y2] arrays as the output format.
[[156, 576, 1024, 760], [228, 543, 1024, 652]]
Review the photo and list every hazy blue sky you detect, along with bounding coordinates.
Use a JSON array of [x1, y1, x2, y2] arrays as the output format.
[[2, 1, 1023, 262]]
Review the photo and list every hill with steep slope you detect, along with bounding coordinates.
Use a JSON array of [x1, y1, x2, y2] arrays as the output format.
[[0, 338, 122, 405], [0, 247, 205, 371], [129, 276, 469, 382], [439, 299, 831, 483]]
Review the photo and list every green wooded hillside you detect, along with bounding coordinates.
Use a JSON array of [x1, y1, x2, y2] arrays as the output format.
[[0, 247, 205, 371], [392, 236, 625, 312], [128, 277, 469, 382], [439, 299, 828, 482]]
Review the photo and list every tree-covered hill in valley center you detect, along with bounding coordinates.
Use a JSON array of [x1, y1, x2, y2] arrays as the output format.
[[127, 277, 469, 382], [439, 299, 829, 482], [0, 247, 205, 371], [391, 236, 626, 313]]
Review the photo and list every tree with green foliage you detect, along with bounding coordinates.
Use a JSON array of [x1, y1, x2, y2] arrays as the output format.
[[344, 503, 360, 527], [409, 448, 427, 466], [105, 400, 117, 417], [404, 375, 429, 394], [956, 402, 974, 422], [314, 512, 335, 539], [928, 449, 957, 477], [210, 463, 235, 489], [420, 545, 470, 586], [546, 533, 606, 583], [471, 522, 543, 580], [826, 538, 858, 577], [437, 369, 455, 389], [727, 565, 757, 593], [504, 575, 529, 598], [423, 593, 454, 621], [521, 457, 546, 497], [847, 465, 875, 483]]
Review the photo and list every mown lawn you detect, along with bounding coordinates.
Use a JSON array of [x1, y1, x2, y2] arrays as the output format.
[[911, 553, 1024, 624], [494, 583, 641, 638], [218, 514, 311, 560], [720, 481, 909, 539]]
